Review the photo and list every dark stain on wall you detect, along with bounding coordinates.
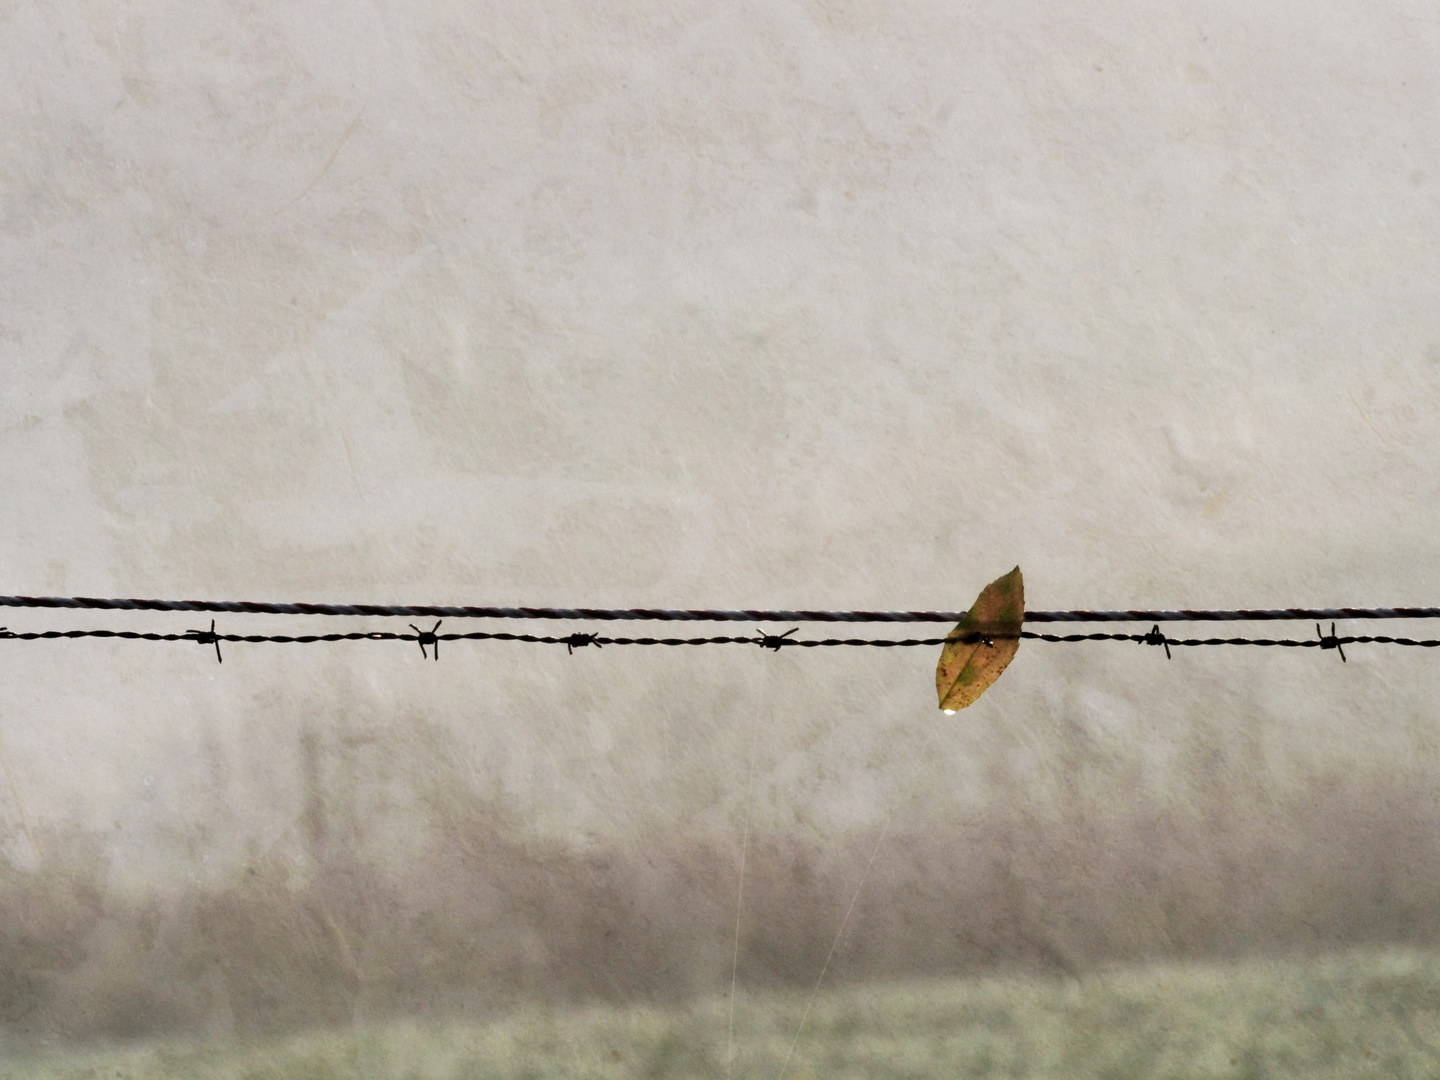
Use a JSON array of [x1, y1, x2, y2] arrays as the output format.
[[3, 717, 1440, 1046]]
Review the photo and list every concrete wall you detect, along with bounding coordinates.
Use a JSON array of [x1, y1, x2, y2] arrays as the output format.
[[3, 0, 1440, 1040]]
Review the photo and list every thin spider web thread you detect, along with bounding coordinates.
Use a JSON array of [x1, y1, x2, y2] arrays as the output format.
[[776, 816, 891, 1080], [728, 705, 761, 1080]]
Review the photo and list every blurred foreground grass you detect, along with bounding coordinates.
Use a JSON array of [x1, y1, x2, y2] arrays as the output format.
[[7, 949, 1440, 1079]]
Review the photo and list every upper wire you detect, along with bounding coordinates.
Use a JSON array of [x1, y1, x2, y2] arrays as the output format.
[[4, 595, 1440, 624]]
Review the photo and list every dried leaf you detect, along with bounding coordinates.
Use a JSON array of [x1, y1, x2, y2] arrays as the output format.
[[936, 566, 1024, 711]]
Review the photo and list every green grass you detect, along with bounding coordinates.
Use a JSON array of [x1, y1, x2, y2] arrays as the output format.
[[7, 950, 1440, 1079]]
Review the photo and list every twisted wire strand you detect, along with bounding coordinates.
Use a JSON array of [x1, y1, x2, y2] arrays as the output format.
[[3, 595, 1440, 623], [3, 626, 1439, 660]]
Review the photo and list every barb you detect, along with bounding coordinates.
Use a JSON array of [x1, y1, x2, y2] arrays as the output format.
[[566, 632, 601, 654], [1141, 624, 1171, 659], [1317, 622, 1347, 662], [5, 594, 1440, 623], [187, 619, 223, 664], [754, 627, 799, 651], [410, 620, 442, 661]]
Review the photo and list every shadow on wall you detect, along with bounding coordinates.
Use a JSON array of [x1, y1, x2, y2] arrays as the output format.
[[2, 718, 1439, 1044]]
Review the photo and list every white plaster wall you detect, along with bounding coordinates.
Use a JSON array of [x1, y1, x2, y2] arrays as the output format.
[[3, 0, 1440, 887]]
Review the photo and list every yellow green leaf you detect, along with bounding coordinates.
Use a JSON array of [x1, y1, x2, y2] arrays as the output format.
[[936, 566, 1024, 711]]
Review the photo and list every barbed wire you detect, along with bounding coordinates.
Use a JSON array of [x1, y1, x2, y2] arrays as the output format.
[[1, 619, 1438, 663], [4, 594, 1440, 623]]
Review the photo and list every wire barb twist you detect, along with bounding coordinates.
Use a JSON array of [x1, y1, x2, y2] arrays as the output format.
[[754, 627, 799, 651], [1317, 622, 1347, 662], [566, 632, 601, 654], [410, 620, 442, 661], [1141, 625, 1171, 659], [187, 619, 223, 664]]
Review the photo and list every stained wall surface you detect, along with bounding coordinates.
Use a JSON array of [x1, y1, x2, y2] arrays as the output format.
[[3, 0, 1440, 1042]]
